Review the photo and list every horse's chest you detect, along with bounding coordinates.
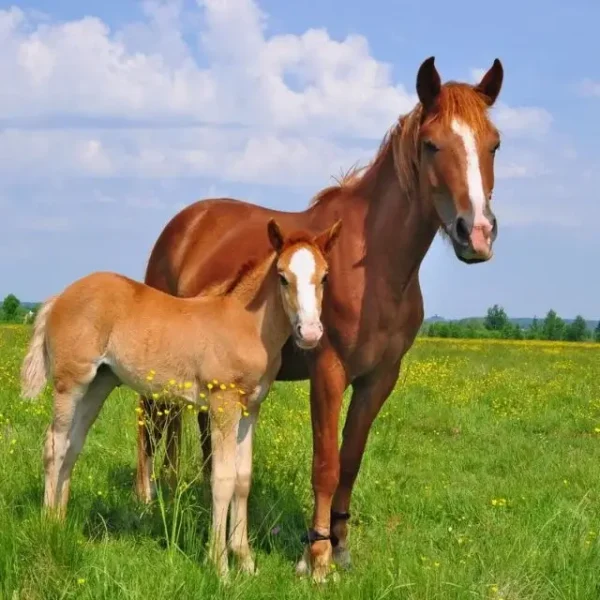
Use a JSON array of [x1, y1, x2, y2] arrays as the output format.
[[341, 293, 421, 377]]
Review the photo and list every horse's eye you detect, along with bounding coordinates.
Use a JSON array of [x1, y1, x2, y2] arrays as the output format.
[[491, 141, 501, 154], [423, 140, 439, 153], [278, 274, 288, 286], [321, 273, 329, 284]]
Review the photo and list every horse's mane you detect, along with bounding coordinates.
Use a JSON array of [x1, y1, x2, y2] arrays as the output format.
[[309, 82, 493, 206]]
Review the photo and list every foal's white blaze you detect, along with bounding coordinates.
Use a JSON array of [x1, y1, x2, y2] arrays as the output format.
[[287, 247, 322, 344], [451, 118, 488, 227]]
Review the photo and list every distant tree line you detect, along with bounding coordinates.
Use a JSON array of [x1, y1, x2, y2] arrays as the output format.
[[421, 304, 600, 343], [3, 294, 599, 343], [0, 294, 39, 323]]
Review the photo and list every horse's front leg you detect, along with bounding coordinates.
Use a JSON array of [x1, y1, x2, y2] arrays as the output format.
[[330, 359, 402, 570], [208, 393, 240, 580], [296, 347, 347, 583]]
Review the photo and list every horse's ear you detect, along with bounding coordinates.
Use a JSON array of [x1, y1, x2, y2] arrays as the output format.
[[267, 219, 285, 252], [315, 219, 342, 255], [416, 56, 441, 112], [475, 59, 503, 106]]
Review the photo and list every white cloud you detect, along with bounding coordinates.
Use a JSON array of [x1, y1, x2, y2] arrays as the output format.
[[470, 67, 552, 137], [579, 78, 600, 98], [0, 0, 556, 205], [0, 0, 415, 139], [493, 104, 552, 137]]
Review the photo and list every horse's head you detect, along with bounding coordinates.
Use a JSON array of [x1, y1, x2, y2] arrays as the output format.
[[267, 219, 342, 349], [414, 56, 503, 264]]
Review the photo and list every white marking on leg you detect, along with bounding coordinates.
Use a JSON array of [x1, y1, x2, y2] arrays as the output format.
[[451, 119, 488, 226]]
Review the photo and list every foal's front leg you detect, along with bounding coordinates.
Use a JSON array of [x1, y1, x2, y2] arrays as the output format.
[[228, 405, 259, 573], [208, 393, 240, 579]]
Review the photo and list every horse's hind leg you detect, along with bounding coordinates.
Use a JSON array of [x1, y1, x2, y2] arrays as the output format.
[[162, 406, 183, 495], [136, 397, 182, 503], [44, 366, 118, 518]]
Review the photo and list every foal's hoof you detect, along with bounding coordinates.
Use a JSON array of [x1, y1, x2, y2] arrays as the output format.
[[295, 548, 310, 577], [239, 555, 257, 575]]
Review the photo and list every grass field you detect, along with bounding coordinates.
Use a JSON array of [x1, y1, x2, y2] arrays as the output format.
[[1, 325, 599, 599]]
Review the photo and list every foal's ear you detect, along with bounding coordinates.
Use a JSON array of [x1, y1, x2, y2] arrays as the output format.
[[475, 58, 504, 107], [267, 219, 285, 253], [416, 56, 441, 113], [315, 219, 342, 255]]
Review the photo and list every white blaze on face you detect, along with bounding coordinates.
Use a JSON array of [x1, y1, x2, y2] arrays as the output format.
[[451, 118, 488, 227], [288, 247, 318, 326]]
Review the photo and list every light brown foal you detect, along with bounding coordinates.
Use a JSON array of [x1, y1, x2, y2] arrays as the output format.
[[20, 219, 341, 579]]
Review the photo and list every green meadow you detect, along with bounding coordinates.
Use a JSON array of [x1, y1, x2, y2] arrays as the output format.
[[1, 325, 599, 599]]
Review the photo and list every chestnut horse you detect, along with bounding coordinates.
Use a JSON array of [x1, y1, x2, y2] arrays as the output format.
[[136, 56, 504, 581], [21, 219, 341, 579]]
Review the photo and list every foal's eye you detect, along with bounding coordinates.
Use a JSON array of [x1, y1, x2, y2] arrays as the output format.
[[423, 140, 439, 154], [278, 274, 289, 286], [321, 273, 329, 285]]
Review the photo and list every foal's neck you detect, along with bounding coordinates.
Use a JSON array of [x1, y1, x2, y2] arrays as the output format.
[[229, 254, 291, 352]]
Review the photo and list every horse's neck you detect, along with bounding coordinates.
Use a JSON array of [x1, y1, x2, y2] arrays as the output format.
[[356, 139, 439, 291]]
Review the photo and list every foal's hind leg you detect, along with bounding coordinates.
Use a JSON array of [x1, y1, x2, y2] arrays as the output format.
[[44, 367, 118, 518]]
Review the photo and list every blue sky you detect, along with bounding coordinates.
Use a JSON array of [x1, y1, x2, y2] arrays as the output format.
[[0, 0, 597, 319]]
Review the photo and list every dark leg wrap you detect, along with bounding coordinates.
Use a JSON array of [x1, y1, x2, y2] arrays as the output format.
[[330, 510, 351, 547], [301, 528, 330, 545]]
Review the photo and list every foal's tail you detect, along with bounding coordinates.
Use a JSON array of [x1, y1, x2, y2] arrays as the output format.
[[21, 296, 56, 399]]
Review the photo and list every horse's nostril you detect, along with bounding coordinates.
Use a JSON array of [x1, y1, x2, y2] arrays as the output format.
[[295, 324, 302, 336], [491, 215, 498, 237], [454, 216, 470, 246]]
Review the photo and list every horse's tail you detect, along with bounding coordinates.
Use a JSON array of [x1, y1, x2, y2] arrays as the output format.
[[21, 296, 56, 399]]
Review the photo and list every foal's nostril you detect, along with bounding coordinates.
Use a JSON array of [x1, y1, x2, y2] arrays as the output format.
[[454, 216, 471, 247], [295, 324, 302, 337], [490, 215, 498, 238]]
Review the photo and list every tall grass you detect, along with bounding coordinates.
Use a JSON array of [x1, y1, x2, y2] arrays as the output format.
[[1, 325, 599, 599]]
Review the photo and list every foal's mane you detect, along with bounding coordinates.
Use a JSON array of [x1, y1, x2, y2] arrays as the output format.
[[309, 82, 492, 205], [206, 233, 319, 298]]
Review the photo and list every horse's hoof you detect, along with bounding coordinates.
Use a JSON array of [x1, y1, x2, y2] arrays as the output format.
[[333, 546, 352, 570]]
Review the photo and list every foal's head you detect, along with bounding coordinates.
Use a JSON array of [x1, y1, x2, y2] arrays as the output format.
[[267, 219, 342, 350], [413, 56, 504, 263]]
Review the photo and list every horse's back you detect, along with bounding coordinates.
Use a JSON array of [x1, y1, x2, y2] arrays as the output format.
[[144, 198, 309, 298]]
